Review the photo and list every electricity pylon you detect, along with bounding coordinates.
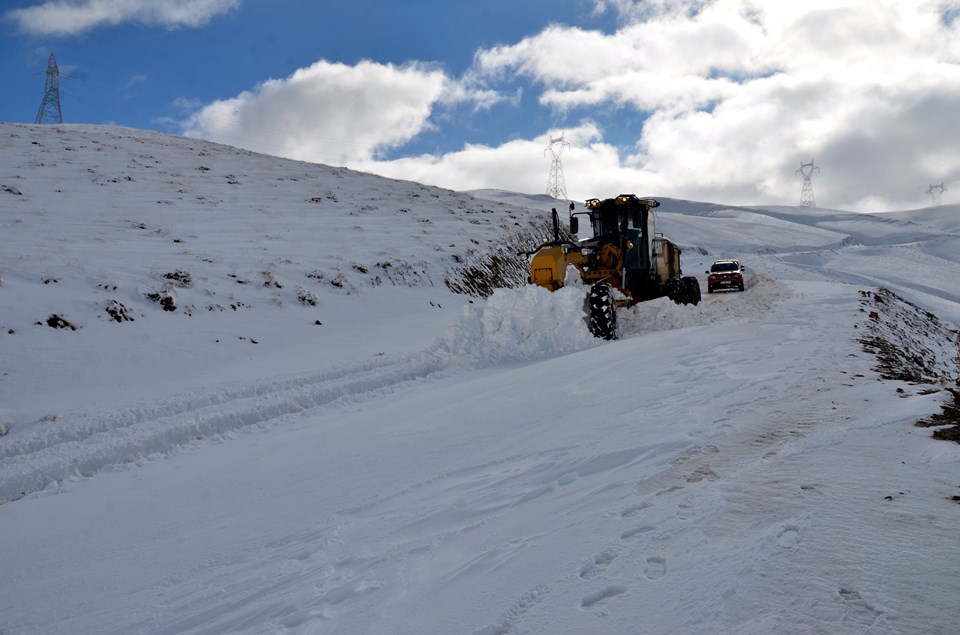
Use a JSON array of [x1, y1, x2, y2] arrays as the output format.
[[796, 160, 819, 207], [926, 182, 946, 206], [35, 52, 63, 124], [545, 133, 569, 200]]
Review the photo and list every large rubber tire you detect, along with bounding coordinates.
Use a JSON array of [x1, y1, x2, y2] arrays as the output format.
[[683, 277, 702, 306], [588, 282, 618, 340], [666, 278, 687, 305]]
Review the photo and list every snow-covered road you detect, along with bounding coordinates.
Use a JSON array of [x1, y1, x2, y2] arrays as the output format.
[[4, 281, 958, 634]]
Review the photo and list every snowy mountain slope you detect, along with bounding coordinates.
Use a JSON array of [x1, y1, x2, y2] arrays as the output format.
[[881, 203, 960, 235], [0, 124, 555, 417], [648, 202, 960, 325], [1, 125, 959, 634]]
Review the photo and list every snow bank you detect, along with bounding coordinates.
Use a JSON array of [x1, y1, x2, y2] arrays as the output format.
[[620, 272, 786, 335], [0, 271, 793, 503], [0, 353, 447, 503], [435, 273, 789, 368], [434, 284, 600, 366]]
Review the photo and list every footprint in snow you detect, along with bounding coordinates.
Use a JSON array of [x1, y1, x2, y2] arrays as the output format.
[[643, 556, 667, 580], [839, 587, 882, 626], [620, 500, 652, 518], [620, 525, 656, 541], [579, 548, 618, 579], [676, 500, 695, 520], [580, 585, 628, 608], [777, 526, 801, 548]]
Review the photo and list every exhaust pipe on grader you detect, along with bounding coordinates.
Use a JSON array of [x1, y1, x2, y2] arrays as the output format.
[[528, 195, 701, 340]]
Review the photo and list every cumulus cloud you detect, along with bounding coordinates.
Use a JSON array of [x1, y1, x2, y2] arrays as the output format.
[[174, 0, 960, 211], [8, 0, 240, 36], [183, 60, 503, 166], [353, 123, 613, 197], [470, 0, 960, 210]]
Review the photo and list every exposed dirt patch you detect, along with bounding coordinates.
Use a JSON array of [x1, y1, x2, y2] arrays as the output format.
[[46, 314, 77, 330], [105, 299, 135, 322], [445, 212, 564, 297], [162, 270, 192, 288], [858, 288, 960, 444], [916, 389, 960, 442], [296, 288, 317, 307], [145, 288, 176, 311]]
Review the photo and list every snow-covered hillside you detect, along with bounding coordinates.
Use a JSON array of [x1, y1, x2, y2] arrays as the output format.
[[0, 124, 555, 418], [1, 124, 958, 634]]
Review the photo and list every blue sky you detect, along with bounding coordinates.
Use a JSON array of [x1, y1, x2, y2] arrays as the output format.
[[1, 1, 611, 147], [5, 0, 960, 211]]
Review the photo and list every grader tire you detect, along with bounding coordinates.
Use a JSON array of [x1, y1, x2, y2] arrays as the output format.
[[683, 276, 702, 305], [666, 278, 687, 305], [588, 282, 618, 340]]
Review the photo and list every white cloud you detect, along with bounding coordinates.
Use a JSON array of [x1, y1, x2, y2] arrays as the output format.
[[353, 124, 609, 197], [466, 0, 960, 210], [125, 74, 148, 88], [174, 0, 960, 211], [183, 60, 502, 166], [8, 0, 240, 36], [353, 122, 688, 206]]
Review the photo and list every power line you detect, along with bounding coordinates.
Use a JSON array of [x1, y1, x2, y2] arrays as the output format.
[[795, 160, 819, 207], [35, 52, 63, 124], [926, 182, 946, 206], [544, 133, 569, 199]]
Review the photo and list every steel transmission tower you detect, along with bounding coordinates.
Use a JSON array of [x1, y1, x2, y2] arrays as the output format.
[[545, 134, 570, 199], [926, 182, 946, 206], [35, 52, 63, 124], [795, 160, 819, 207]]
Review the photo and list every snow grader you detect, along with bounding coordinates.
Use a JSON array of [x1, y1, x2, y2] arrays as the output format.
[[528, 194, 701, 339]]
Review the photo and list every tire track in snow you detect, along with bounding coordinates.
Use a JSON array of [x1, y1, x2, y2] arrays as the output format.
[[0, 277, 687, 504], [0, 352, 447, 502], [469, 585, 551, 635], [0, 274, 789, 508]]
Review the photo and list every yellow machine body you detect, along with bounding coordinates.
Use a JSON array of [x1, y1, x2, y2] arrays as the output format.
[[527, 194, 699, 306], [529, 242, 630, 300], [525, 195, 700, 339]]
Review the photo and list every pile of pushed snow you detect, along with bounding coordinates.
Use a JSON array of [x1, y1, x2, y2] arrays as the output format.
[[435, 274, 788, 367], [620, 272, 785, 335], [434, 284, 600, 366], [0, 273, 792, 503]]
